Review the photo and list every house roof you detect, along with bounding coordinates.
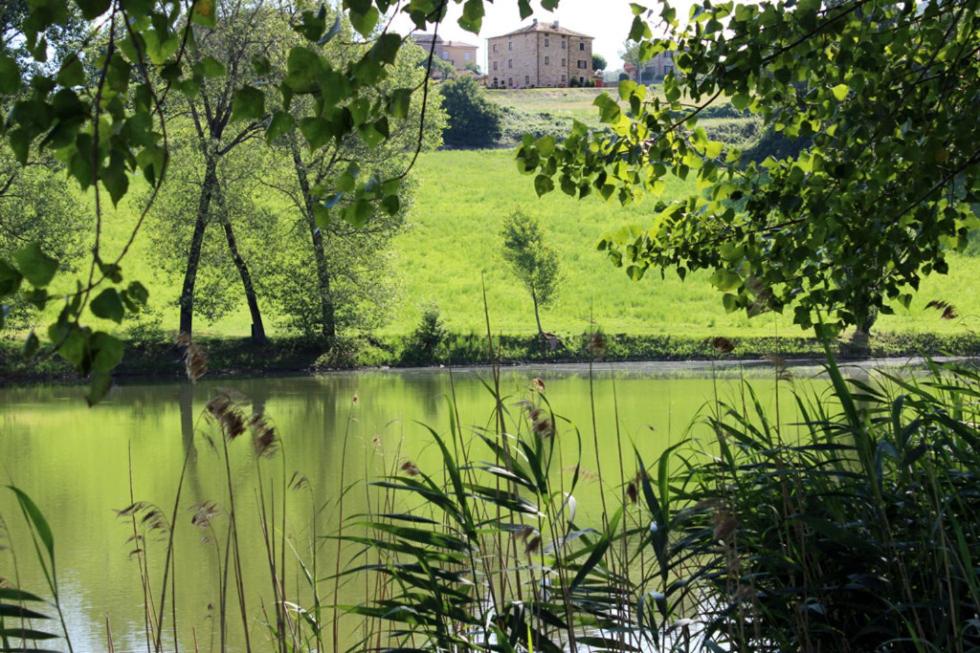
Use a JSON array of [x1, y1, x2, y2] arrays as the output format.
[[489, 20, 593, 39], [411, 34, 479, 49]]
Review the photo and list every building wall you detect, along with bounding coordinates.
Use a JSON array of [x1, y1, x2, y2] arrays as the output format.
[[565, 34, 592, 86], [487, 29, 593, 89], [635, 52, 675, 82], [438, 44, 477, 71], [488, 32, 537, 88]]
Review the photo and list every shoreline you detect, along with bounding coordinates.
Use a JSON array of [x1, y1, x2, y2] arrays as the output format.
[[3, 331, 979, 388]]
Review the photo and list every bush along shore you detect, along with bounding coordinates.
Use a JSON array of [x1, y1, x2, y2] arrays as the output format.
[[2, 330, 980, 385]]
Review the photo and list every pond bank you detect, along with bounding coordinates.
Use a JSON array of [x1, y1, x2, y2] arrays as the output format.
[[3, 330, 979, 386]]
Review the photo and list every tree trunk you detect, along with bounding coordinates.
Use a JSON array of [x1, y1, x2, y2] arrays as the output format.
[[212, 181, 267, 345], [289, 137, 336, 339], [178, 159, 218, 338], [531, 286, 545, 339]]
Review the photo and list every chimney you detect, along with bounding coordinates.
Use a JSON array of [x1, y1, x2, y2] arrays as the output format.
[[552, 20, 559, 28], [532, 18, 538, 25]]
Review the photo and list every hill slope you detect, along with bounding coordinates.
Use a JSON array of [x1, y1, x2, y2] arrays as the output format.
[[388, 149, 979, 338]]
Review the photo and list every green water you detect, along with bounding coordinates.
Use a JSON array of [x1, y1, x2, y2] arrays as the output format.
[[0, 363, 823, 652]]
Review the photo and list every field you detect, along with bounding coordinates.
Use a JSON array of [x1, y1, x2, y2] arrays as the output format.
[[70, 147, 980, 342]]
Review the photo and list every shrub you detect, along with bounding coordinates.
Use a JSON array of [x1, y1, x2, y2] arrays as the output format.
[[400, 305, 447, 364], [439, 76, 503, 149]]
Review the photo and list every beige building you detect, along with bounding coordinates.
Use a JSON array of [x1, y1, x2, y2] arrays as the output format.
[[631, 52, 676, 83], [486, 19, 594, 89], [411, 34, 479, 78]]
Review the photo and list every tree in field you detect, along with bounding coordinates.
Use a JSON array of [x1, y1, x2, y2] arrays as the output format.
[[162, 0, 286, 344], [0, 146, 86, 328], [145, 132, 268, 330], [592, 54, 607, 72], [520, 0, 980, 340], [260, 16, 445, 338], [440, 76, 502, 149], [502, 212, 560, 340]]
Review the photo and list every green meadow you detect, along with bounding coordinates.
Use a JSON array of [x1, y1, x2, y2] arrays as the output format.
[[79, 148, 980, 341]]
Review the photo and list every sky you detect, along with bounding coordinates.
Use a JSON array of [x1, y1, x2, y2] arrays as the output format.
[[390, 0, 655, 72]]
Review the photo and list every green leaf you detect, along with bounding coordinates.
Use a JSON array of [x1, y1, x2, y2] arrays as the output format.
[[459, 0, 485, 32], [711, 268, 741, 291], [300, 116, 332, 150], [266, 110, 295, 143], [534, 174, 554, 197], [349, 7, 379, 38], [230, 85, 265, 123], [731, 93, 750, 111], [125, 280, 149, 306], [7, 486, 55, 564], [386, 88, 412, 120], [102, 159, 129, 206], [197, 56, 226, 78], [90, 288, 125, 323], [831, 83, 849, 101], [0, 54, 19, 94], [56, 57, 85, 86], [14, 243, 58, 288], [23, 331, 40, 357], [0, 260, 23, 296], [90, 331, 124, 372], [285, 47, 322, 93], [74, 0, 112, 19], [372, 33, 402, 65], [87, 371, 112, 405], [191, 0, 216, 27], [343, 197, 372, 227]]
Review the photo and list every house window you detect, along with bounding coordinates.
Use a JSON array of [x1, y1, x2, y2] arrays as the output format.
[[577, 60, 587, 69], [561, 58, 565, 66], [464, 52, 472, 61], [493, 77, 498, 87], [493, 61, 498, 71], [561, 40, 566, 49], [544, 38, 550, 47], [579, 42, 585, 51], [664, 65, 673, 76], [579, 76, 584, 84], [441, 51, 450, 60], [561, 74, 566, 83], [508, 77, 513, 87], [508, 40, 513, 50], [525, 75, 530, 85], [544, 56, 550, 65], [508, 59, 513, 68]]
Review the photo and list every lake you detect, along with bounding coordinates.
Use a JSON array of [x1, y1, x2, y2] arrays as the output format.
[[1, 361, 852, 652]]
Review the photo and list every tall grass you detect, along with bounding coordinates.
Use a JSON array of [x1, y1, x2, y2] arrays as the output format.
[[1, 353, 978, 652]]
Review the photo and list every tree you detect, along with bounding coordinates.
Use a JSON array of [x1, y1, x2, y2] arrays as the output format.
[[145, 131, 269, 330], [520, 0, 980, 340], [501, 212, 560, 339], [592, 54, 607, 72], [440, 76, 502, 149], [0, 146, 85, 328], [261, 18, 445, 339], [163, 0, 285, 344]]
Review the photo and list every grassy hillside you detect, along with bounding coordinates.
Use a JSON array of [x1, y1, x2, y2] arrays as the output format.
[[31, 148, 979, 343], [388, 150, 980, 338]]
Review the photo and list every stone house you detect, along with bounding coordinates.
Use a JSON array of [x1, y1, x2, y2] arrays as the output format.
[[411, 34, 479, 78], [486, 19, 594, 89]]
